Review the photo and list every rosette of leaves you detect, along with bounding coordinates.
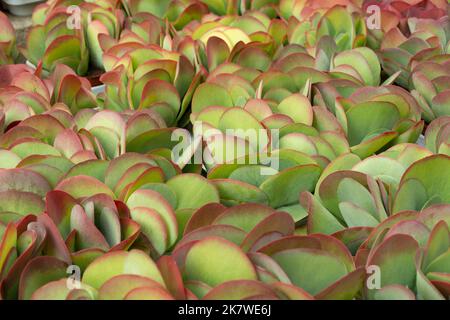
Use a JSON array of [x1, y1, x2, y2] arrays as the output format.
[[121, 0, 209, 30], [314, 83, 424, 158], [279, 0, 356, 21], [175, 219, 364, 299], [57, 153, 189, 251], [191, 44, 326, 119], [300, 143, 434, 252], [2, 249, 172, 300], [187, 9, 287, 55], [391, 154, 450, 213], [24, 1, 124, 75], [0, 217, 53, 299], [38, 190, 141, 270], [354, 203, 450, 299], [379, 16, 449, 89], [424, 116, 450, 155], [410, 53, 450, 121], [0, 64, 97, 116], [0, 108, 99, 169], [99, 43, 199, 126], [188, 82, 353, 222], [363, 0, 448, 22], [100, 12, 165, 47], [288, 5, 367, 52], [56, 151, 221, 256], [0, 12, 18, 65], [0, 106, 179, 187]]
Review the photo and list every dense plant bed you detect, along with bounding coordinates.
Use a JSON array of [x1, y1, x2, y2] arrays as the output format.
[[0, 0, 449, 301]]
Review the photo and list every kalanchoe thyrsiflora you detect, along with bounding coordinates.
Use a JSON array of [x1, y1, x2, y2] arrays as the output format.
[[0, 12, 18, 65], [23, 1, 124, 75]]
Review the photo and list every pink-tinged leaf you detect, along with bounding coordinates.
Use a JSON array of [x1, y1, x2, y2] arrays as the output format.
[[30, 279, 72, 300], [301, 192, 345, 235], [124, 286, 175, 300], [309, 233, 356, 272], [31, 279, 96, 300], [1, 223, 45, 299], [248, 252, 291, 284], [36, 214, 72, 264], [157, 255, 186, 300], [0, 190, 45, 216], [374, 284, 416, 300], [271, 282, 314, 300], [315, 267, 365, 300], [82, 250, 165, 290], [363, 211, 418, 249], [11, 71, 50, 102], [212, 203, 275, 233], [18, 114, 65, 144], [55, 175, 115, 199], [206, 36, 230, 71], [424, 221, 450, 268], [81, 194, 121, 247], [415, 248, 445, 300], [332, 227, 373, 255], [119, 167, 166, 201], [183, 203, 227, 235], [70, 205, 110, 251], [365, 234, 419, 299], [0, 65, 31, 88], [127, 189, 178, 247], [110, 218, 140, 252], [130, 206, 168, 255], [428, 272, 450, 297], [184, 236, 258, 287], [71, 248, 105, 273], [177, 225, 247, 249], [384, 220, 431, 247], [45, 190, 77, 239], [54, 129, 84, 159], [98, 274, 165, 300], [241, 212, 295, 252], [104, 152, 157, 190], [184, 280, 211, 299], [0, 168, 51, 197], [272, 247, 350, 295], [258, 235, 322, 256], [18, 256, 68, 300], [203, 280, 276, 300], [0, 223, 17, 277]]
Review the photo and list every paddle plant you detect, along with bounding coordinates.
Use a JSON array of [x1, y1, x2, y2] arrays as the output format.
[[0, 12, 18, 65], [355, 203, 450, 299], [23, 0, 124, 75], [425, 117, 450, 155], [1, 0, 450, 302], [379, 16, 449, 89], [98, 43, 200, 126], [0, 64, 96, 122], [288, 4, 368, 52]]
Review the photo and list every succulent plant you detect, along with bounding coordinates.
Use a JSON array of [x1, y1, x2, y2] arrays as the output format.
[[0, 12, 18, 65], [0, 64, 96, 117], [24, 0, 124, 75], [410, 53, 450, 121], [288, 5, 367, 52], [425, 116, 450, 155], [1, 0, 450, 302], [98, 43, 200, 126], [355, 203, 450, 299], [379, 16, 449, 89]]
